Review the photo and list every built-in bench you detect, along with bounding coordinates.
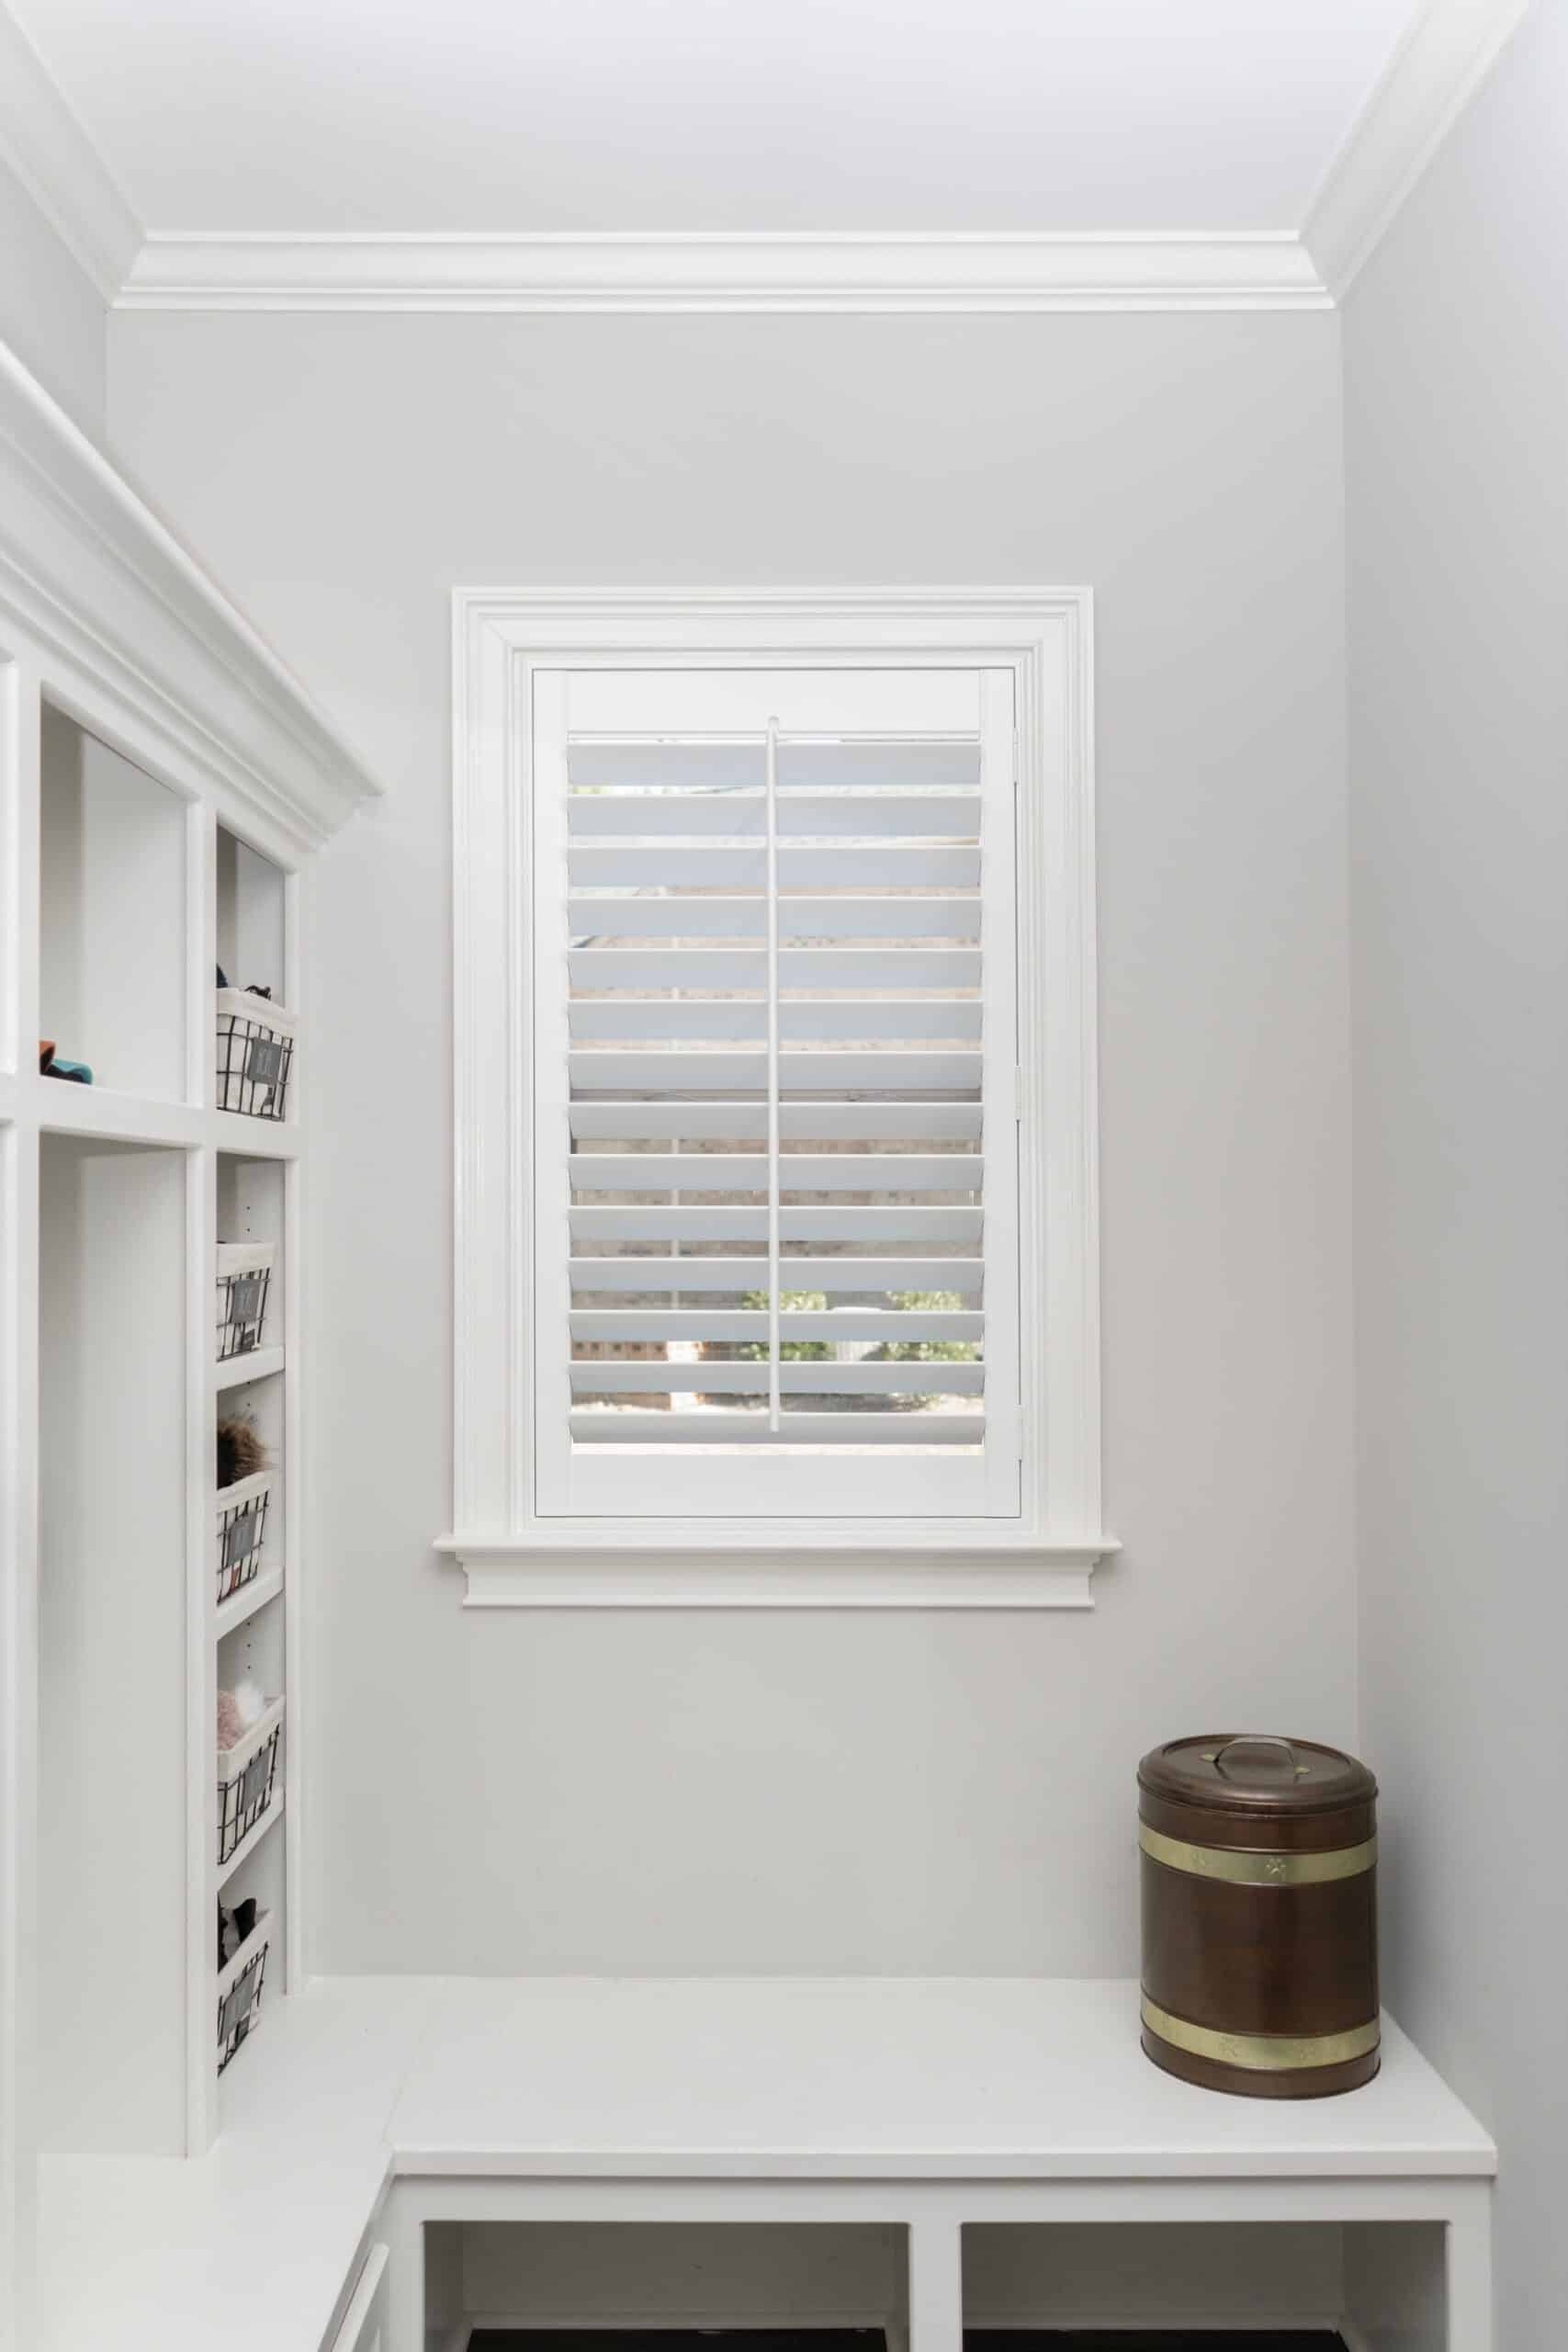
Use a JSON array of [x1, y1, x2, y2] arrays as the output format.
[[37, 1979, 1495, 2352]]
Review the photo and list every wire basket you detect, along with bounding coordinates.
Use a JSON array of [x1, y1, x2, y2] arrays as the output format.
[[216, 1472, 272, 1607], [216, 1241, 275, 1361], [216, 989, 296, 1122], [217, 1698, 284, 1865], [216, 1911, 272, 2075]]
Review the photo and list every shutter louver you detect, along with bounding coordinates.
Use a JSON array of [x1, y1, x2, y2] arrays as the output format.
[[529, 665, 1019, 1521], [562, 733, 987, 1449]]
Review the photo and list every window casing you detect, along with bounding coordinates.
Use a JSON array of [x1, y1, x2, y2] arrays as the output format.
[[445, 592, 1109, 1606]]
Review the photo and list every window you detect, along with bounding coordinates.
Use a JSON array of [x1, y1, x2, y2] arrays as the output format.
[[445, 593, 1109, 1606]]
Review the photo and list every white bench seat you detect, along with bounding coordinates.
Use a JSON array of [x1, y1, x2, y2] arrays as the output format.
[[37, 1976, 1496, 2352]]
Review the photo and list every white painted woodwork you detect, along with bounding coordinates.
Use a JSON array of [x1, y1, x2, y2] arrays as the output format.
[[32, 1975, 1496, 2352], [0, 3, 140, 304], [1302, 0, 1537, 295], [331, 2243, 389, 2352], [0, 336, 375, 2352], [387, 1976, 1495, 2181], [447, 589, 1108, 1600], [37, 1135, 187, 2154], [1, 0, 1537, 318], [35, 1973, 439, 2352], [39, 711, 187, 1099]]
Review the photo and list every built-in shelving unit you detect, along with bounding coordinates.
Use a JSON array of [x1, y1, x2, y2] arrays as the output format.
[[0, 337, 378, 2352]]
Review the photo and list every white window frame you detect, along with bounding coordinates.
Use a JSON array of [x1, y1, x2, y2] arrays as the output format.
[[440, 589, 1113, 1609]]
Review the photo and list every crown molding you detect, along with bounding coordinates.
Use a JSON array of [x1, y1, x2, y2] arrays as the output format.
[[0, 5, 141, 303], [117, 230, 1330, 313], [0, 0, 1532, 318], [1303, 0, 1536, 298], [0, 335, 382, 852]]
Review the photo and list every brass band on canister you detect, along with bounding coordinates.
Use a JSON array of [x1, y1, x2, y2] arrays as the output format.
[[1140, 1994, 1380, 2075], [1138, 1822, 1376, 1888]]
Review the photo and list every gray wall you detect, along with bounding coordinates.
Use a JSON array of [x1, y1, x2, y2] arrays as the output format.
[[0, 156, 105, 427], [107, 308, 1355, 1975], [1345, 1, 1568, 2342]]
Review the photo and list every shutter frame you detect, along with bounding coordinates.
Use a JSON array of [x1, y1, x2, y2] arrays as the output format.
[[446, 590, 1107, 1604]]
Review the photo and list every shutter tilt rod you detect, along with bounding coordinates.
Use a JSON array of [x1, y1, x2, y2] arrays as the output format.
[[765, 715, 782, 1432]]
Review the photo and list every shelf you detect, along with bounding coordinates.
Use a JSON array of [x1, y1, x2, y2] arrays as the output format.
[[218, 1791, 284, 1889], [35, 1081, 201, 1149], [216, 1345, 285, 1392], [215, 1565, 284, 1644], [17, 1075, 303, 1156], [211, 1108, 301, 1159]]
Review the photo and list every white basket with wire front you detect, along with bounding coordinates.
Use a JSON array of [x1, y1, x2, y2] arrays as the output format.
[[215, 1470, 272, 1607], [216, 1240, 275, 1361], [217, 1696, 284, 1865], [216, 1907, 272, 2074], [216, 989, 296, 1120]]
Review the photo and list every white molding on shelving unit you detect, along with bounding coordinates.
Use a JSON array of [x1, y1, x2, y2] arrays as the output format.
[[118, 229, 1332, 313], [0, 340, 380, 854], [1302, 0, 1535, 298]]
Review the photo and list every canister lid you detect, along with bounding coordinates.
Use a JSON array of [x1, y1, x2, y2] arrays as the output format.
[[1138, 1733, 1376, 1817]]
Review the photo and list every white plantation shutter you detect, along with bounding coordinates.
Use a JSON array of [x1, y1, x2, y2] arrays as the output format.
[[531, 666, 1021, 1520]]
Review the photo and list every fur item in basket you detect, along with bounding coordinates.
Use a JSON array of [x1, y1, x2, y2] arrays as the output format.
[[216, 1416, 267, 1488], [218, 1896, 258, 1966], [217, 1679, 267, 1751]]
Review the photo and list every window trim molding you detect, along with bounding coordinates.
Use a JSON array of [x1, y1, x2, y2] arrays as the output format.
[[442, 587, 1114, 1609]]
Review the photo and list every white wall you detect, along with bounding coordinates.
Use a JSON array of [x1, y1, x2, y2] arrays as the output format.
[[106, 308, 1355, 1975], [1344, 1, 1568, 2342], [0, 155, 105, 429]]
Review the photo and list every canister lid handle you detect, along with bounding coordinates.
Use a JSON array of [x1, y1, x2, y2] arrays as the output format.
[[1212, 1735, 1309, 1780]]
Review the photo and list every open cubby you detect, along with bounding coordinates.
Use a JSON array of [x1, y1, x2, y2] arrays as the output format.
[[37, 1132, 188, 2156], [441, 2224, 1350, 2347], [217, 1154, 285, 1363], [39, 705, 189, 1102], [216, 826, 286, 1001], [446, 2226, 903, 2346], [963, 2229, 1344, 2340]]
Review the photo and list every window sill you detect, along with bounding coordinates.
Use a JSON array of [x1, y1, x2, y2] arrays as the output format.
[[434, 1532, 1118, 1610]]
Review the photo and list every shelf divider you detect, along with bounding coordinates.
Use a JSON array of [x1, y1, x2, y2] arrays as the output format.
[[215, 1565, 285, 1645], [215, 1344, 285, 1393]]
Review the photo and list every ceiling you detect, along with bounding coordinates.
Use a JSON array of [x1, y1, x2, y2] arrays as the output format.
[[12, 0, 1418, 236]]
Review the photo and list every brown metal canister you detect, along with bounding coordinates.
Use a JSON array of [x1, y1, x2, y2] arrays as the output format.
[[1137, 1733, 1379, 2098]]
